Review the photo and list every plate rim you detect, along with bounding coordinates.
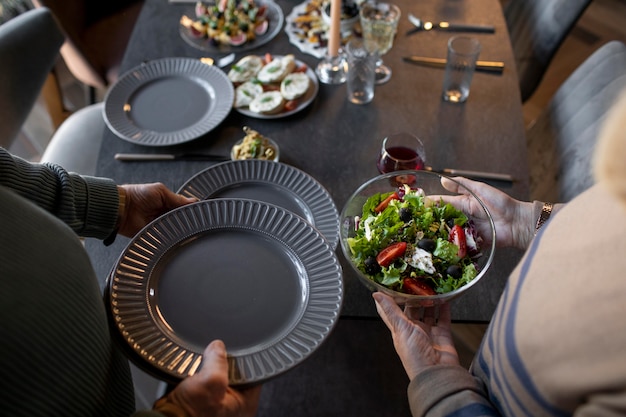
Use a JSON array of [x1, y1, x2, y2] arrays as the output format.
[[177, 159, 340, 249], [179, 0, 285, 53], [108, 198, 343, 385], [103, 57, 234, 146]]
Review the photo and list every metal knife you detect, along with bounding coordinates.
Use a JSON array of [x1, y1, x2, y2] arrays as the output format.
[[403, 56, 505, 73], [114, 153, 230, 161], [425, 166, 514, 182]]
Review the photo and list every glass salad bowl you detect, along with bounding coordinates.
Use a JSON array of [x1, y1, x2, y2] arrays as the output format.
[[339, 170, 496, 307]]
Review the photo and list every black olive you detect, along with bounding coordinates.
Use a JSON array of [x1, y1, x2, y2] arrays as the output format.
[[364, 256, 381, 275], [446, 218, 456, 228], [399, 207, 412, 222], [417, 238, 437, 252], [446, 265, 463, 279]]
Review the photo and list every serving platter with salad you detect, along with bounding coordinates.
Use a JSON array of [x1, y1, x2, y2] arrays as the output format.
[[228, 53, 319, 119]]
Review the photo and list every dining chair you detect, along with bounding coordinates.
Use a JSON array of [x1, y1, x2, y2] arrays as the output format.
[[0, 6, 64, 150], [504, 0, 592, 102], [31, 0, 144, 103], [527, 40, 626, 203]]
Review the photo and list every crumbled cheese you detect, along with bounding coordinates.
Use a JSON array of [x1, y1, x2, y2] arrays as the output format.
[[406, 247, 435, 274]]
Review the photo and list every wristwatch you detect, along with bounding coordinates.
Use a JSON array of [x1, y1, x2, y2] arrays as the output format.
[[534, 202, 553, 234]]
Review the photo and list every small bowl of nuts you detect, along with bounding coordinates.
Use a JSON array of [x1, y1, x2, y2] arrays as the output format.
[[231, 126, 279, 162]]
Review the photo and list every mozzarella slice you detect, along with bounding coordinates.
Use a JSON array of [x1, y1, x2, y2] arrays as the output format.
[[227, 55, 264, 83], [280, 72, 310, 100], [249, 91, 285, 114], [234, 81, 263, 108], [257, 55, 296, 83]]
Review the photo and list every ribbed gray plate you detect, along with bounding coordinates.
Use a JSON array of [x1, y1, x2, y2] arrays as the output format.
[[103, 58, 234, 146], [178, 160, 339, 249], [108, 199, 343, 385]]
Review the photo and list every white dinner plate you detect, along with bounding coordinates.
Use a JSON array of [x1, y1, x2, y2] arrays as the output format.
[[233, 57, 319, 119], [107, 198, 343, 385], [179, 1, 284, 53], [103, 58, 234, 146], [178, 160, 339, 249]]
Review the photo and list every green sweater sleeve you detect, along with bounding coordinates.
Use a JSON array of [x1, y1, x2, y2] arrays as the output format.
[[0, 147, 119, 239]]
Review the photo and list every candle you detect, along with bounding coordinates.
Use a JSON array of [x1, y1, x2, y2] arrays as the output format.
[[328, 0, 341, 57]]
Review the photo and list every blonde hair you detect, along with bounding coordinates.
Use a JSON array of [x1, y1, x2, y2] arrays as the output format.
[[593, 88, 626, 205]]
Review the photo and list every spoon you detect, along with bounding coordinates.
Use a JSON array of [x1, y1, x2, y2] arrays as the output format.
[[406, 13, 495, 35]]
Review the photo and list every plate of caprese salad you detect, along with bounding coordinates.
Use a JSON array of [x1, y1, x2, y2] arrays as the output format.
[[227, 53, 319, 119]]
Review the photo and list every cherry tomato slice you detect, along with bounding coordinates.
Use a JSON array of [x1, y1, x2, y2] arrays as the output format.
[[449, 224, 467, 258], [402, 278, 436, 296], [284, 100, 298, 112], [376, 241, 407, 267], [374, 192, 400, 213]]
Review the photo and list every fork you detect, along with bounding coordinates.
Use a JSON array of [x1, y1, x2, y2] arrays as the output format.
[[406, 13, 495, 35]]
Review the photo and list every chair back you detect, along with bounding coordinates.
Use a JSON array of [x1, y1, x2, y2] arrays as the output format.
[[32, 0, 143, 90], [528, 41, 626, 203], [505, 0, 591, 102], [0, 8, 64, 149]]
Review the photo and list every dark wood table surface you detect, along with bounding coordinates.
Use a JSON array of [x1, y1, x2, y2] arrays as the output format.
[[87, 0, 528, 322], [85, 0, 528, 413]]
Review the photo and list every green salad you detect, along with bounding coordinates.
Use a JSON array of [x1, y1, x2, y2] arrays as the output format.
[[347, 184, 484, 296]]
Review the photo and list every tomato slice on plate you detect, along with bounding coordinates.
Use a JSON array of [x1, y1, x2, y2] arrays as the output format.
[[376, 241, 407, 267]]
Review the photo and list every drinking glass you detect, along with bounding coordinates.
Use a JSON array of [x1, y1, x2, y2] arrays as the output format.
[[359, 1, 400, 85], [376, 132, 426, 173]]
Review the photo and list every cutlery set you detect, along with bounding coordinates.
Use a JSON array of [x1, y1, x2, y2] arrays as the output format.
[[115, 153, 513, 182]]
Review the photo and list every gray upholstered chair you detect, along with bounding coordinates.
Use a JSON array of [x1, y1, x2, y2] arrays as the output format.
[[0, 7, 64, 150], [505, 0, 591, 102], [527, 40, 626, 203]]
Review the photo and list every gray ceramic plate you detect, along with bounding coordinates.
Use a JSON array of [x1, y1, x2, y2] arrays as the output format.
[[179, 1, 284, 53], [178, 160, 339, 249], [103, 58, 234, 146], [108, 199, 343, 385]]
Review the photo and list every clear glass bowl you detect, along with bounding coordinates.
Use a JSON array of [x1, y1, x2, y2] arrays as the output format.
[[339, 170, 496, 306]]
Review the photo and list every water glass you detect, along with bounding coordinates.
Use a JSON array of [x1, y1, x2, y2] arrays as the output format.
[[346, 38, 377, 104], [442, 36, 481, 103], [376, 132, 426, 173]]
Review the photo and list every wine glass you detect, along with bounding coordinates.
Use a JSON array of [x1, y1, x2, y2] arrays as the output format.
[[359, 1, 401, 85], [376, 132, 426, 173]]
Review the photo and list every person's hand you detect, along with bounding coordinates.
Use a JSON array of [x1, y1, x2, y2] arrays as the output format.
[[117, 183, 198, 238], [158, 340, 262, 417], [373, 292, 460, 381], [438, 176, 534, 250]]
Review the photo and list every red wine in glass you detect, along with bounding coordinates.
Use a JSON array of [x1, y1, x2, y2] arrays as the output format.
[[377, 145, 426, 173]]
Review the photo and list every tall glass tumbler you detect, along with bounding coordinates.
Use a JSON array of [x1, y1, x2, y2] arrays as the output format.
[[346, 38, 377, 104], [442, 36, 481, 103]]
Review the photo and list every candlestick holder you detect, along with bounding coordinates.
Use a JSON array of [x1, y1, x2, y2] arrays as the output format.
[[315, 50, 348, 84]]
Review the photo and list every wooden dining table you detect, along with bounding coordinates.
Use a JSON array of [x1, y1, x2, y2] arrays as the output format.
[[84, 0, 529, 414]]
